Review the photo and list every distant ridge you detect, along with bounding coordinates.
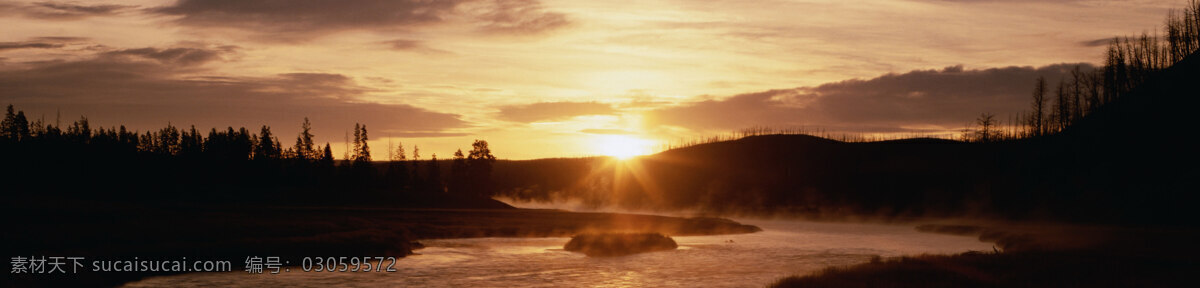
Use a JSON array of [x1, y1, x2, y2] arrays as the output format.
[[495, 51, 1200, 224], [653, 134, 842, 158]]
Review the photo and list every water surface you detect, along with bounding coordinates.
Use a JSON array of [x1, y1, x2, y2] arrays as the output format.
[[124, 220, 991, 287]]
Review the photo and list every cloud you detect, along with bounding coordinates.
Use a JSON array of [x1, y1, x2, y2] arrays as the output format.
[[463, 0, 569, 35], [0, 44, 467, 143], [579, 129, 636, 135], [100, 46, 240, 67], [497, 102, 616, 123], [152, 0, 569, 42], [1080, 38, 1114, 47], [644, 63, 1097, 133], [382, 39, 453, 55], [30, 36, 89, 42], [0, 36, 90, 51], [0, 1, 135, 20], [386, 39, 423, 50], [389, 131, 471, 138], [0, 41, 62, 50], [153, 0, 457, 39]]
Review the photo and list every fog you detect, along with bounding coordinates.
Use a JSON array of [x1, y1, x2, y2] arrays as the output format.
[[125, 220, 993, 287]]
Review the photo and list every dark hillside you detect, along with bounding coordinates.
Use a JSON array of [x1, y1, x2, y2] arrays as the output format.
[[495, 52, 1200, 225]]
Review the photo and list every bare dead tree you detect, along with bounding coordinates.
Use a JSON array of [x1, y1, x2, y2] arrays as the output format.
[[1071, 65, 1085, 123], [1053, 79, 1070, 133], [1029, 76, 1048, 136], [976, 113, 997, 143]]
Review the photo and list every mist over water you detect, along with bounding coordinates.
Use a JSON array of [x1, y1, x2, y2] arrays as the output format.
[[492, 196, 688, 216], [125, 220, 992, 287]]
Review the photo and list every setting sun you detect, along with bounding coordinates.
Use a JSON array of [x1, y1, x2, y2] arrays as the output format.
[[595, 135, 655, 159]]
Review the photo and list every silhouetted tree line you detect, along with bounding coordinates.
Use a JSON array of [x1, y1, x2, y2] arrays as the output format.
[[660, 125, 947, 152], [960, 1, 1200, 142], [0, 108, 498, 207]]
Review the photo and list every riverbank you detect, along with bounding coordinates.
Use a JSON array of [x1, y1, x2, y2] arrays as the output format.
[[769, 249, 1197, 288], [769, 221, 1200, 287]]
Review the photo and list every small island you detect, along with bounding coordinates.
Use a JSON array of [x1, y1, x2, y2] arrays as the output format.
[[564, 233, 679, 257]]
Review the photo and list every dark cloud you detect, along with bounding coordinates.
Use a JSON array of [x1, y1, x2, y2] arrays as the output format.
[[154, 0, 458, 39], [1080, 38, 1114, 47], [0, 42, 62, 51], [382, 39, 452, 55], [0, 45, 467, 144], [644, 64, 1097, 133], [643, 89, 807, 132], [0, 36, 90, 51], [28, 36, 91, 44], [0, 1, 135, 20], [31, 36, 88, 42], [153, 0, 569, 42], [498, 102, 616, 123]]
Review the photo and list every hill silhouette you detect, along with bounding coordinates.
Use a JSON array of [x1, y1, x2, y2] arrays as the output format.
[[496, 51, 1200, 225], [763, 52, 1200, 288]]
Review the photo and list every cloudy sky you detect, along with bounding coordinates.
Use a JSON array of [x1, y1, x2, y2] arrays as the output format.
[[0, 0, 1182, 159]]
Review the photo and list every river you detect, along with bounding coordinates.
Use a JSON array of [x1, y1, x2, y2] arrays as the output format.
[[123, 219, 992, 287]]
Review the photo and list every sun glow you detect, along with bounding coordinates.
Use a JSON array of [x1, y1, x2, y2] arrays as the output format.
[[594, 135, 654, 160]]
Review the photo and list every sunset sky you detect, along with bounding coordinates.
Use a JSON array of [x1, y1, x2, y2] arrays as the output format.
[[0, 0, 1182, 159]]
